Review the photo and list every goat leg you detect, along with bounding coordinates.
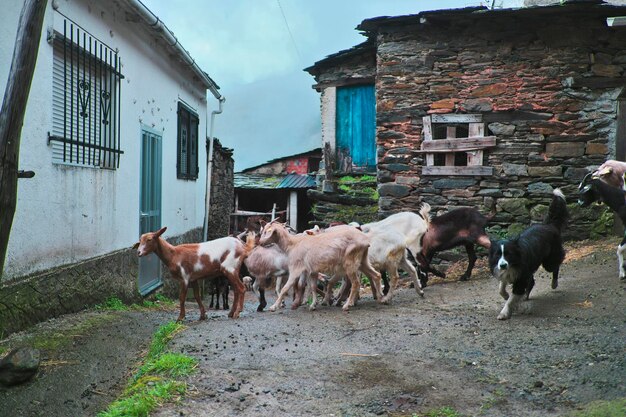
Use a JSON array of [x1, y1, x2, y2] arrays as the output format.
[[222, 282, 229, 310], [399, 256, 424, 297], [459, 244, 477, 281], [342, 272, 361, 311], [190, 281, 207, 320], [177, 281, 188, 322], [257, 288, 267, 312]]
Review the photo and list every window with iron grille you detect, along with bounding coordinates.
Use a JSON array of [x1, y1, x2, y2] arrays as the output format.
[[177, 102, 199, 180], [49, 16, 123, 169]]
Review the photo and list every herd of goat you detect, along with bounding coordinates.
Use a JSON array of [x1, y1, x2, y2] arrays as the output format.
[[133, 159, 626, 322]]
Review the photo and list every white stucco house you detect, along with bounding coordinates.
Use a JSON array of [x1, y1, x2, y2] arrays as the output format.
[[0, 0, 225, 331]]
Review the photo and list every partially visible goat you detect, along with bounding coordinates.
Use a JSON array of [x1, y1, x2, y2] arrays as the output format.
[[243, 240, 289, 312], [133, 227, 251, 321], [415, 208, 492, 286], [578, 173, 626, 280], [592, 160, 626, 189], [259, 221, 383, 312], [207, 276, 229, 310]]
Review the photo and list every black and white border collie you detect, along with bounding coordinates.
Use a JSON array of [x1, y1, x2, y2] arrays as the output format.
[[489, 189, 568, 320]]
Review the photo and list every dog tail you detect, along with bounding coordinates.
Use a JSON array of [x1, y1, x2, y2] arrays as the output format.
[[544, 188, 568, 232]]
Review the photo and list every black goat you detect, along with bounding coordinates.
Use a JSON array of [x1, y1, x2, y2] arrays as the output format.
[[415, 208, 492, 287], [207, 276, 230, 310], [578, 172, 626, 280]]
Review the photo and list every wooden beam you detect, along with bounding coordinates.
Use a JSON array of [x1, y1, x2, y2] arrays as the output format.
[[431, 114, 483, 124], [0, 0, 48, 277], [419, 136, 496, 152], [422, 166, 493, 176]]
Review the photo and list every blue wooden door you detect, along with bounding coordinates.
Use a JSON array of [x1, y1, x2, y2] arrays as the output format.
[[139, 128, 163, 295], [336, 85, 376, 171]]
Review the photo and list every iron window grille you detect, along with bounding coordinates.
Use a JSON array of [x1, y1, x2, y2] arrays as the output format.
[[177, 102, 199, 180], [48, 16, 123, 169]]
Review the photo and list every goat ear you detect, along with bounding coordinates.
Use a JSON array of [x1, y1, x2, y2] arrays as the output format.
[[132, 241, 140, 249], [155, 227, 167, 237], [581, 184, 592, 193], [259, 219, 267, 227]]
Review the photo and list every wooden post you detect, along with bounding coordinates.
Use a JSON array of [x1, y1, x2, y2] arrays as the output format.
[[0, 0, 48, 277]]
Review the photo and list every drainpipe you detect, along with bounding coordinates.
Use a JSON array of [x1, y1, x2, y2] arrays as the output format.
[[203, 96, 225, 241]]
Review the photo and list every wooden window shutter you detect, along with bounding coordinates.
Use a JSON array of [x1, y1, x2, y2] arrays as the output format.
[[421, 114, 495, 176]]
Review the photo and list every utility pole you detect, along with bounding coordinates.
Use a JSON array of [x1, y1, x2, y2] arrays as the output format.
[[0, 0, 48, 277]]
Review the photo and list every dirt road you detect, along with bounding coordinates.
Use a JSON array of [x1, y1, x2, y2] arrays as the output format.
[[0, 238, 624, 417]]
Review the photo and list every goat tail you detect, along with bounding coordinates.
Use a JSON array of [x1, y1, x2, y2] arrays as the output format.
[[419, 202, 432, 225], [544, 188, 568, 232]]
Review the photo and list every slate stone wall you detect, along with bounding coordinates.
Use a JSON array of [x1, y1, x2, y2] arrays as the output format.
[[374, 12, 624, 238], [206, 139, 234, 240]]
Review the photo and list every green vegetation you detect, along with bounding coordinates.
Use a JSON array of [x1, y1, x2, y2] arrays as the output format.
[[98, 321, 196, 417], [136, 294, 176, 309], [590, 208, 615, 239], [30, 314, 114, 352], [568, 398, 626, 417], [337, 175, 379, 200], [96, 297, 129, 311]]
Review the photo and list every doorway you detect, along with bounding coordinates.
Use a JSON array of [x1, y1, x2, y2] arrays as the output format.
[[138, 127, 163, 295]]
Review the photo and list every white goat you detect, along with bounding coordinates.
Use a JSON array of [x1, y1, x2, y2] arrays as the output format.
[[259, 221, 383, 312], [359, 204, 431, 259]]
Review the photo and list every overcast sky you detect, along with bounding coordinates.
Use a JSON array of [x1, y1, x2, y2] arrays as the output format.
[[141, 0, 524, 171]]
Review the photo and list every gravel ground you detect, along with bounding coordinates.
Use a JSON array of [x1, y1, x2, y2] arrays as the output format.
[[0, 237, 624, 417]]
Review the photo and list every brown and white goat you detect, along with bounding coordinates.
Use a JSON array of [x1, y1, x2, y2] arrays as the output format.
[[592, 159, 626, 189], [415, 208, 493, 286], [133, 227, 251, 321], [259, 221, 383, 312]]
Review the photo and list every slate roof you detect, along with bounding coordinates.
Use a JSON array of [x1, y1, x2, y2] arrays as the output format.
[[235, 173, 316, 190]]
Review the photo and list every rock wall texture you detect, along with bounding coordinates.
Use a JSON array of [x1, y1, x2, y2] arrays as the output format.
[[363, 7, 625, 239], [206, 139, 234, 240]]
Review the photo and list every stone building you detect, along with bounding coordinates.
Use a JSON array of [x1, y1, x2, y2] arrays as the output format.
[[305, 1, 626, 239]]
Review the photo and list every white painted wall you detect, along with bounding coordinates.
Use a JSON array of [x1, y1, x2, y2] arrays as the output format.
[[321, 86, 336, 152], [1, 0, 213, 279]]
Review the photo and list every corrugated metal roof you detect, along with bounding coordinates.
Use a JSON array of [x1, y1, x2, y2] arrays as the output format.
[[277, 173, 317, 189]]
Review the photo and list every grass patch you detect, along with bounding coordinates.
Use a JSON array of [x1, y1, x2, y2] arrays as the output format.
[[30, 313, 114, 352], [569, 398, 626, 417], [96, 297, 129, 311], [133, 294, 176, 310], [147, 321, 185, 360], [98, 321, 195, 417]]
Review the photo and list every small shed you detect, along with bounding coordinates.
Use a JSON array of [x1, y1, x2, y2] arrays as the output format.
[[233, 149, 321, 232]]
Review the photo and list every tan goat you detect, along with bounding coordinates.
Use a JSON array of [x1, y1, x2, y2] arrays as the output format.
[[258, 221, 383, 312]]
